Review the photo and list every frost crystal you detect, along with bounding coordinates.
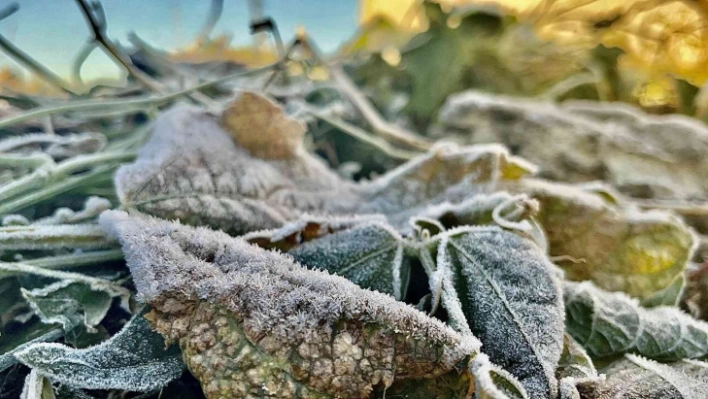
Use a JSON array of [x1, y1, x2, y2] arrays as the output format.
[[435, 226, 564, 399], [100, 211, 480, 399], [114, 94, 533, 235], [565, 281, 708, 360], [14, 311, 183, 391]]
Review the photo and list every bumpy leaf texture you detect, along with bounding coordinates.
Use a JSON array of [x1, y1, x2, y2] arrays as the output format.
[[577, 354, 708, 399], [14, 311, 183, 391], [564, 281, 708, 360], [100, 211, 480, 399], [436, 90, 708, 200], [433, 226, 564, 399], [115, 92, 533, 236]]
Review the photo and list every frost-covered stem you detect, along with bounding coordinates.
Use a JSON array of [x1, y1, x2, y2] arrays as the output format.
[[0, 151, 136, 204], [0, 249, 124, 278], [308, 109, 420, 160], [0, 63, 277, 129], [0, 224, 116, 250], [632, 198, 708, 216], [328, 65, 432, 151], [0, 154, 54, 169], [540, 72, 599, 100], [0, 165, 118, 216], [0, 261, 129, 296]]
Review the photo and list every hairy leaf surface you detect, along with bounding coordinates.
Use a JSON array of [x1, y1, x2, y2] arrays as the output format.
[[14, 311, 183, 391], [115, 93, 533, 236], [100, 211, 480, 399], [565, 281, 708, 360], [435, 226, 564, 399], [246, 215, 411, 299], [577, 354, 708, 399]]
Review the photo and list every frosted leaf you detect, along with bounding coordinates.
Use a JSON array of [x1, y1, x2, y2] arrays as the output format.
[[245, 215, 412, 299], [576, 354, 708, 399], [435, 226, 564, 399], [221, 91, 306, 160], [115, 96, 533, 235], [3, 214, 30, 226], [470, 353, 529, 399], [372, 370, 472, 399], [435, 90, 708, 200], [506, 178, 695, 299], [0, 132, 106, 161], [21, 280, 114, 332], [556, 335, 600, 399], [557, 334, 597, 381], [20, 369, 55, 399], [0, 328, 63, 373], [641, 274, 685, 308], [100, 210, 480, 399], [564, 281, 708, 360], [0, 224, 117, 251], [14, 311, 184, 392]]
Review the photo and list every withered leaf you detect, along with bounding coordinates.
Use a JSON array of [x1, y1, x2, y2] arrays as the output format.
[[100, 211, 481, 399], [115, 93, 533, 236], [577, 354, 708, 399], [506, 178, 695, 299], [432, 226, 564, 399], [564, 281, 708, 360], [436, 91, 708, 200], [221, 91, 306, 160]]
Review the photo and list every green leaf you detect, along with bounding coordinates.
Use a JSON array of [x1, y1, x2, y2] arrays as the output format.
[[246, 216, 412, 299], [435, 227, 564, 399], [14, 311, 184, 391], [577, 354, 708, 398], [0, 325, 63, 373], [20, 369, 55, 399], [21, 280, 114, 332], [641, 273, 685, 307], [100, 210, 480, 398], [557, 334, 597, 381], [470, 353, 529, 399], [510, 179, 695, 299], [564, 281, 708, 360]]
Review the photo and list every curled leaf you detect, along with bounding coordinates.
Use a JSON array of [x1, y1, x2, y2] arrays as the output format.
[[116, 98, 533, 235], [577, 354, 708, 399], [436, 91, 708, 200], [21, 280, 114, 332], [100, 211, 480, 398], [434, 227, 564, 399], [14, 311, 183, 392], [564, 281, 708, 360], [470, 353, 529, 399]]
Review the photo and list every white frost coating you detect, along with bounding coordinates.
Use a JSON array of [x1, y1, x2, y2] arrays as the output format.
[[20, 369, 49, 399], [14, 312, 184, 392], [470, 353, 529, 399], [433, 235, 473, 336], [565, 281, 708, 360], [435, 225, 565, 399], [114, 104, 534, 235], [0, 132, 106, 160], [0, 224, 117, 250], [626, 354, 706, 399], [391, 243, 404, 300], [99, 210, 481, 368], [436, 90, 708, 200], [2, 214, 30, 226], [34, 196, 112, 225]]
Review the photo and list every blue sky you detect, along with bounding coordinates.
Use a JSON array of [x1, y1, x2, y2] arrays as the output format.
[[1, 0, 358, 81]]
